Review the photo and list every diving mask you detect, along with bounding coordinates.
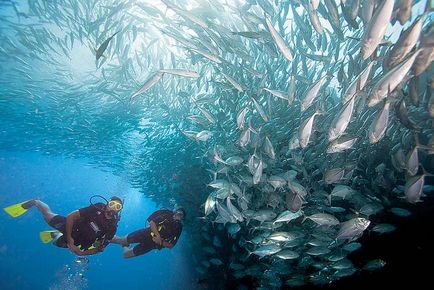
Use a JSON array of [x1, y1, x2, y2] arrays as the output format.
[[108, 200, 123, 212]]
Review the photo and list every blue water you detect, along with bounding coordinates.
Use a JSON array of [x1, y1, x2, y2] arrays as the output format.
[[0, 151, 196, 290]]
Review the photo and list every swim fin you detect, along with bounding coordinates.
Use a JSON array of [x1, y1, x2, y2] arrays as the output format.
[[39, 230, 62, 244], [3, 200, 34, 218]]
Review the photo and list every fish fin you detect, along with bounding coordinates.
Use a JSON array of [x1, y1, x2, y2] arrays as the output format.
[[349, 208, 360, 216], [213, 146, 227, 165], [421, 165, 434, 177], [247, 119, 258, 134], [425, 0, 433, 13], [414, 134, 430, 150]]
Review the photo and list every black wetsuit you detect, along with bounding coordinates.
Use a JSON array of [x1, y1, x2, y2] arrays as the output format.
[[126, 209, 182, 256], [48, 203, 118, 250]]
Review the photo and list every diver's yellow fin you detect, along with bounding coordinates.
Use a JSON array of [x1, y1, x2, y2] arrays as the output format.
[[3, 200, 33, 218], [39, 230, 61, 244]]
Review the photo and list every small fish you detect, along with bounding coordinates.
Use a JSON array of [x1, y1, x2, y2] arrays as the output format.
[[363, 259, 386, 271], [95, 31, 120, 61], [158, 69, 200, 78], [372, 223, 396, 234], [131, 72, 164, 99], [265, 18, 293, 61], [303, 213, 339, 226], [273, 210, 303, 224]]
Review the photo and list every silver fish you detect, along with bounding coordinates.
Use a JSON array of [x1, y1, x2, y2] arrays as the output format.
[[301, 75, 327, 112], [304, 213, 339, 226], [329, 97, 356, 141], [361, 0, 394, 60], [265, 18, 293, 61], [273, 210, 303, 224], [369, 101, 391, 144], [299, 110, 320, 148], [384, 16, 424, 70], [404, 173, 430, 203], [158, 68, 200, 78], [368, 50, 421, 107], [131, 71, 164, 99], [327, 136, 358, 153], [337, 217, 371, 240]]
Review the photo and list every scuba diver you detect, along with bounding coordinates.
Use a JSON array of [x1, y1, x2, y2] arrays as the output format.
[[111, 207, 185, 258], [3, 196, 123, 256]]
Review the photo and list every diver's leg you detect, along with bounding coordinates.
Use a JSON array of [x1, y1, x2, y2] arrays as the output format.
[[125, 241, 156, 259], [111, 235, 130, 247], [23, 199, 58, 224], [32, 200, 57, 224], [24, 200, 66, 248]]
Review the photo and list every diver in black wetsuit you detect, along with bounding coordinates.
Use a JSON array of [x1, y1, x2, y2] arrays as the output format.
[[4, 196, 123, 256], [111, 207, 185, 258]]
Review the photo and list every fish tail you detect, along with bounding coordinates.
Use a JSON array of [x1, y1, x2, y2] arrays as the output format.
[[421, 164, 434, 177], [424, 0, 433, 13]]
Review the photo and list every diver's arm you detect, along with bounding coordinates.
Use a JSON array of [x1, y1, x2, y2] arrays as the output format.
[[66, 211, 80, 243], [65, 210, 82, 254], [150, 221, 162, 244]]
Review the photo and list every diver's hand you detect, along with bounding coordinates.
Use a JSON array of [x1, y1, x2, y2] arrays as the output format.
[[68, 243, 83, 255], [96, 244, 105, 252], [152, 236, 163, 247], [81, 245, 104, 256]]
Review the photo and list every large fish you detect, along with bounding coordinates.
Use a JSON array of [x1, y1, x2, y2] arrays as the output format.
[[361, 0, 394, 60], [369, 101, 391, 144], [327, 136, 358, 153], [412, 25, 434, 76], [337, 217, 371, 240], [384, 16, 424, 70], [329, 97, 356, 141], [301, 75, 327, 112], [305, 1, 324, 35], [396, 0, 412, 25], [342, 62, 374, 104], [304, 213, 339, 226], [404, 173, 431, 203], [368, 50, 421, 107], [299, 110, 320, 148]]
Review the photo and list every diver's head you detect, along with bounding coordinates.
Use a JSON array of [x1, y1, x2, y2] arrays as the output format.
[[174, 207, 186, 221], [105, 196, 123, 219]]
